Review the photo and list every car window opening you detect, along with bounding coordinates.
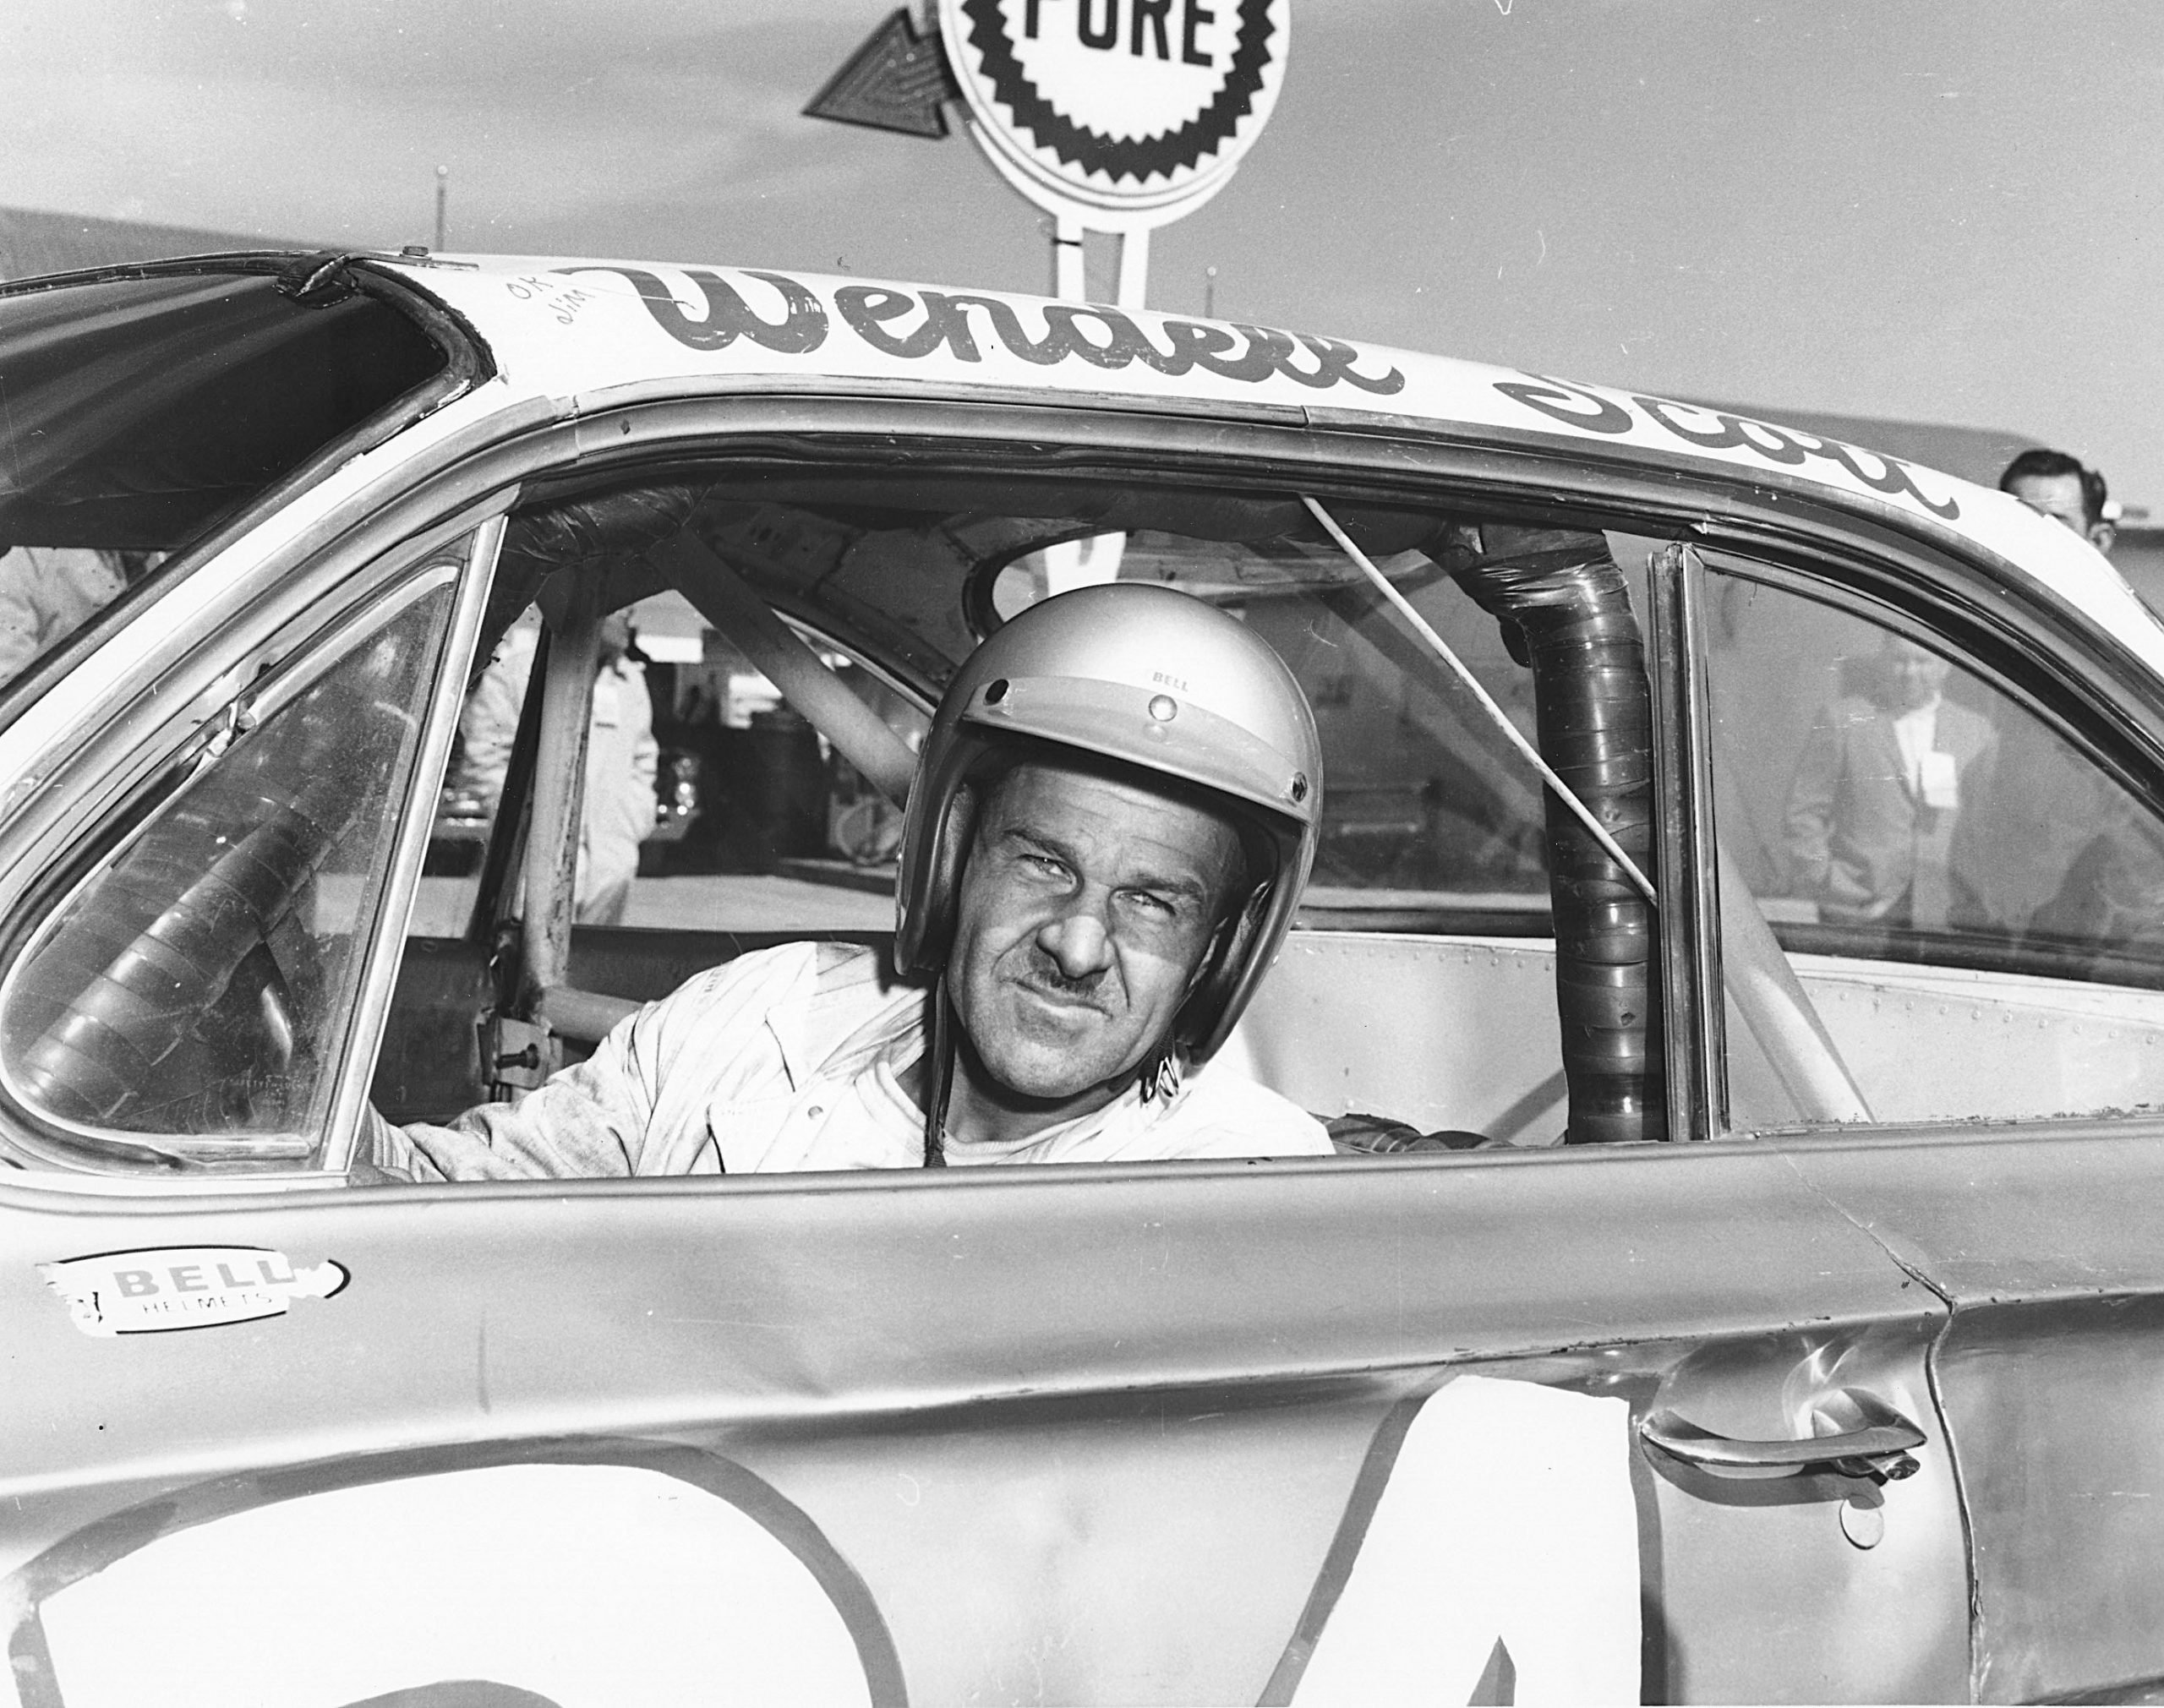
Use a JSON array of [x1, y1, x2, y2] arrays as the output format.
[[408, 471, 1666, 1159]]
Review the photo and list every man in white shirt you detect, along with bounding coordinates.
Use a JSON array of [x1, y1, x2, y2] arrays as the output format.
[[1784, 634, 1997, 930], [453, 607, 658, 925], [370, 582, 1334, 1178]]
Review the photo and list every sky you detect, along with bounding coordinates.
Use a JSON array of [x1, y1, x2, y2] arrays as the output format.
[[3, 0, 2159, 504]]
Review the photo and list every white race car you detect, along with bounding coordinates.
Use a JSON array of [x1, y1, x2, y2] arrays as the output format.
[[0, 248, 2159, 1705]]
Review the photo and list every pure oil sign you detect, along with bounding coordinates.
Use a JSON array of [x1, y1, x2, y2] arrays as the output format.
[[938, 0, 1289, 217], [1030, 0, 1220, 63]]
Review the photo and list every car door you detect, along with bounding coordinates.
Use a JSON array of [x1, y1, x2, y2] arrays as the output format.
[[0, 397, 1975, 1705], [1679, 533, 2164, 1705]]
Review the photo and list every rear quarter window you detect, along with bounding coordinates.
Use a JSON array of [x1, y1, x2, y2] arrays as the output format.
[[0, 267, 453, 698]]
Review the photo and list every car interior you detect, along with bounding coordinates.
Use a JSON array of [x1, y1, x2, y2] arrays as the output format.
[[363, 467, 1644, 1159]]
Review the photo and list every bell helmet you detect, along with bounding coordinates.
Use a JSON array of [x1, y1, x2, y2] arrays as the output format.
[[895, 581, 1322, 1061]]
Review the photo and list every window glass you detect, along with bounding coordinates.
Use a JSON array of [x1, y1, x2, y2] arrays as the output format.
[[1704, 567, 2164, 1129], [0, 270, 451, 696], [1, 580, 454, 1166]]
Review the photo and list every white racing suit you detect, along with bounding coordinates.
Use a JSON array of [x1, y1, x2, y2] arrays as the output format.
[[367, 941, 1332, 1179]]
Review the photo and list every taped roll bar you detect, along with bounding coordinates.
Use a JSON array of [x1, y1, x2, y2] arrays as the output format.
[[1308, 500, 1663, 1145]]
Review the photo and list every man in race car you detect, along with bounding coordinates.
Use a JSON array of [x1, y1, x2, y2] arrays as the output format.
[[367, 582, 1335, 1177]]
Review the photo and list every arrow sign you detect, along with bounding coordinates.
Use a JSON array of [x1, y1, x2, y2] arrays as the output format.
[[805, 8, 962, 139]]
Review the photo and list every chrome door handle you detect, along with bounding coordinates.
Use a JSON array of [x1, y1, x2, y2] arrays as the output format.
[[1639, 1389, 1925, 1482]]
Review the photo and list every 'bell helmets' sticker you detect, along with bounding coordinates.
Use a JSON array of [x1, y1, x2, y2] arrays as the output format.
[[37, 1247, 347, 1337]]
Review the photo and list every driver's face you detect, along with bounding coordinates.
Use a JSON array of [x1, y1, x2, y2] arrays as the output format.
[[948, 761, 1240, 1110]]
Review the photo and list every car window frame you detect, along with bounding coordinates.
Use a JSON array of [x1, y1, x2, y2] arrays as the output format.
[[358, 389, 2164, 1188], [1672, 539, 2164, 1144], [0, 505, 504, 1192], [352, 400, 1700, 1181]]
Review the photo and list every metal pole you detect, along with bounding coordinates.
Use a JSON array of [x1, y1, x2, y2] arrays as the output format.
[[650, 532, 917, 806], [1204, 265, 1217, 318], [1052, 211, 1085, 300], [434, 166, 449, 251], [1114, 225, 1149, 311], [521, 583, 603, 1017]]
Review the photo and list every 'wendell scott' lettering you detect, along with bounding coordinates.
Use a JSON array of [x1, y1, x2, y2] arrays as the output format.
[[833, 286, 1404, 395], [577, 266, 828, 354], [607, 267, 1406, 396], [1495, 373, 1960, 520]]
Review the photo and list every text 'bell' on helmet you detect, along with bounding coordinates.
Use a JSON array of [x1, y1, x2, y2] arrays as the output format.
[[895, 581, 1322, 1061]]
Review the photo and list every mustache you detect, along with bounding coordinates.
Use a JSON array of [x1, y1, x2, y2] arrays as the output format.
[[1015, 946, 1110, 1007]]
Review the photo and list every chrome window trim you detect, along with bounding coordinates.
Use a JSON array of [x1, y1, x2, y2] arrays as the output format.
[[0, 259, 491, 739], [323, 515, 505, 1174], [1646, 543, 1724, 1142]]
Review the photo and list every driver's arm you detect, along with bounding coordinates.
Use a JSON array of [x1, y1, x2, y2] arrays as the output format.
[[363, 1015, 663, 1182], [358, 941, 839, 1181]]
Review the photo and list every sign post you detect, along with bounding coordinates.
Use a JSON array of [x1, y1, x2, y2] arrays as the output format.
[[807, 3, 1288, 310], [936, 0, 1289, 308]]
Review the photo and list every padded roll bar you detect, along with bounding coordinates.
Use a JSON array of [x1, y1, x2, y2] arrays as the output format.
[[1442, 527, 1664, 1144], [650, 532, 918, 807]]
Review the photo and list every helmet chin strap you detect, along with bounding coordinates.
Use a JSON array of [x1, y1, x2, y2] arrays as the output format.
[[926, 977, 1187, 1160], [923, 974, 954, 1168], [1140, 1047, 1183, 1104]]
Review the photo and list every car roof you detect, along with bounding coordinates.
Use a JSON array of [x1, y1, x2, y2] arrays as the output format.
[[368, 252, 2164, 678]]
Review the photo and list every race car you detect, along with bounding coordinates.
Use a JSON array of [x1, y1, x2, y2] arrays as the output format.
[[1, 246, 2161, 1705]]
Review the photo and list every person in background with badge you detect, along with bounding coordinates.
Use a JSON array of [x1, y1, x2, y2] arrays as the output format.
[[454, 607, 658, 926], [1783, 634, 1999, 935]]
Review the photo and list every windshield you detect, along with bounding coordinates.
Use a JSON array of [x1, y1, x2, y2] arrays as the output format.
[[0, 266, 453, 697]]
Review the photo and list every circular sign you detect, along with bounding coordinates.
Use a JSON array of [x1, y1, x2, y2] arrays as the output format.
[[937, 0, 1291, 227]]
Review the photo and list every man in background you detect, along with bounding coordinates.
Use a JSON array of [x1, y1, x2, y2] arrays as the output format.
[[455, 607, 658, 925], [2001, 449, 2116, 555], [1784, 633, 1998, 935]]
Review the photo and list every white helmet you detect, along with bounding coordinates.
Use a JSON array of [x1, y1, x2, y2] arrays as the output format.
[[895, 582, 1322, 1060]]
